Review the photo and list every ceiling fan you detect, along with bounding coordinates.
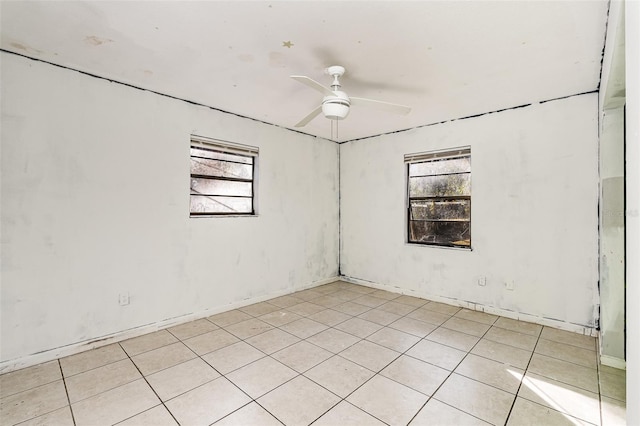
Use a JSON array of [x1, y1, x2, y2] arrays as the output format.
[[291, 65, 412, 128]]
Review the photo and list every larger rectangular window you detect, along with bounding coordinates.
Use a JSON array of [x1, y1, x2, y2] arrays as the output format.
[[190, 136, 258, 216], [406, 147, 471, 248]]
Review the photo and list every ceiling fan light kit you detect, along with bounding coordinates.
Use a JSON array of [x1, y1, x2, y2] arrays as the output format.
[[290, 65, 412, 133], [322, 92, 350, 120]]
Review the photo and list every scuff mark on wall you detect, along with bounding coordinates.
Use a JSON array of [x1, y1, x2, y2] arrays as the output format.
[[237, 54, 254, 63], [9, 42, 42, 55], [1, 52, 340, 364], [339, 93, 599, 330], [85, 35, 114, 46]]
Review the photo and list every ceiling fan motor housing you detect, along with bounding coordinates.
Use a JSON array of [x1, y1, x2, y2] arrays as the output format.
[[322, 91, 350, 120]]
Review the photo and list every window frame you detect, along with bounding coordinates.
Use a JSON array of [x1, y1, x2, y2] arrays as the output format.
[[189, 135, 258, 217], [405, 147, 471, 249]]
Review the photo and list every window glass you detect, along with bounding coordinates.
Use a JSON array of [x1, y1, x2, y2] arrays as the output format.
[[190, 139, 257, 216], [406, 149, 471, 248]]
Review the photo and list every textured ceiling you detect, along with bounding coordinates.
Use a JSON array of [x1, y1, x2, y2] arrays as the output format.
[[1, 1, 609, 142]]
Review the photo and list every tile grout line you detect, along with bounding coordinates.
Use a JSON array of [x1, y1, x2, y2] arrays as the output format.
[[249, 400, 287, 425], [205, 329, 323, 426], [57, 359, 78, 426], [248, 318, 376, 424], [161, 322, 277, 424], [196, 311, 309, 426], [306, 400, 389, 426], [536, 337, 599, 370], [3, 282, 607, 426], [186, 290, 604, 422], [0, 286, 449, 423], [405, 315, 501, 426], [596, 341, 604, 426], [116, 341, 182, 426], [58, 355, 129, 380], [350, 329, 444, 425], [39, 354, 153, 417], [532, 349, 599, 371], [210, 308, 376, 425], [519, 354, 603, 396], [297, 289, 495, 424], [126, 303, 581, 367], [212, 302, 464, 426], [502, 323, 544, 424], [209, 287, 410, 425], [252, 336, 389, 424], [0, 374, 65, 399]]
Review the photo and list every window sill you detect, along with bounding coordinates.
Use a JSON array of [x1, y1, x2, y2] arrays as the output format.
[[406, 242, 472, 251], [190, 214, 259, 218]]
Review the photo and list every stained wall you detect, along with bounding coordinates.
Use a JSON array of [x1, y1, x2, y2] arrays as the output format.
[[340, 94, 600, 330], [0, 53, 339, 365]]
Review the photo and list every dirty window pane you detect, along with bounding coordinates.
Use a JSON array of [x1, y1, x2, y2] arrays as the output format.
[[190, 195, 252, 214], [190, 178, 252, 197], [190, 141, 256, 215], [407, 150, 471, 248], [409, 174, 470, 197], [409, 157, 470, 177], [410, 199, 470, 221], [190, 147, 253, 165], [408, 221, 470, 246], [190, 157, 253, 180]]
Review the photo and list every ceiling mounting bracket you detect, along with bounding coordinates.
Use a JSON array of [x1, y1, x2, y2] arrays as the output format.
[[326, 66, 345, 90]]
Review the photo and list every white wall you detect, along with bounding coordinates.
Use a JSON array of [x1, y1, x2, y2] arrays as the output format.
[[340, 94, 599, 330], [0, 49, 616, 376], [624, 1, 640, 423], [0, 53, 339, 365]]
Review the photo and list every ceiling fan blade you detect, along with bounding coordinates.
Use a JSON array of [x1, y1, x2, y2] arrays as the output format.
[[294, 105, 323, 127], [291, 75, 334, 96], [350, 97, 412, 115]]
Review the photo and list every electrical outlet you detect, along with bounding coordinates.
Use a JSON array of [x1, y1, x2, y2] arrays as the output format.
[[505, 281, 515, 291], [477, 276, 487, 287], [118, 293, 130, 306]]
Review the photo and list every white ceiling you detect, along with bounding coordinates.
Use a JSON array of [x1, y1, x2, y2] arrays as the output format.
[[1, 1, 609, 142]]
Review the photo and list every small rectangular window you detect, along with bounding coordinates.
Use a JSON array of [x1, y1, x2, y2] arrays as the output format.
[[406, 147, 471, 248], [190, 136, 258, 216]]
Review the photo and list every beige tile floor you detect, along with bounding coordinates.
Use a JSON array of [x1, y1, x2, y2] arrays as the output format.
[[0, 281, 627, 426]]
